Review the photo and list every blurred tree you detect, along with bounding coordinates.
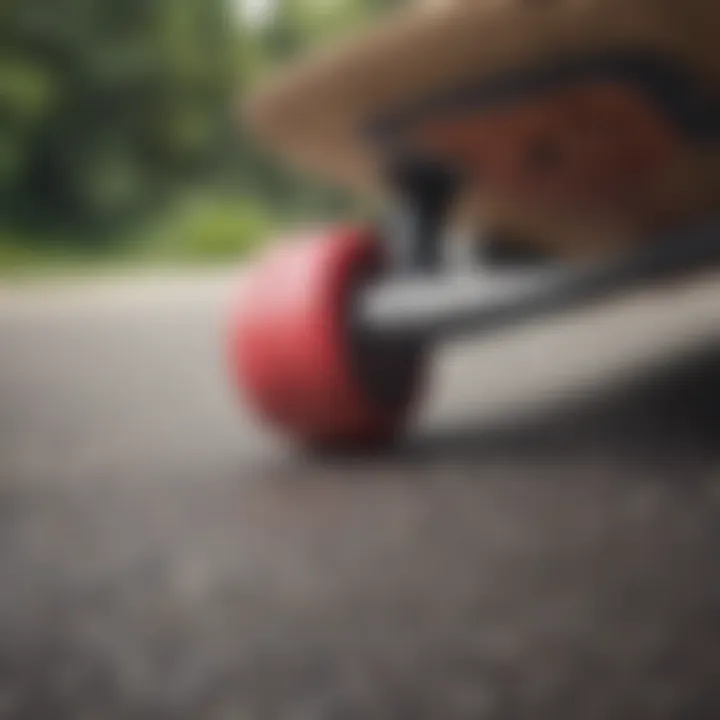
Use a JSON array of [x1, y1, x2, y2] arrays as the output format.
[[0, 0, 236, 238], [0, 0, 400, 247]]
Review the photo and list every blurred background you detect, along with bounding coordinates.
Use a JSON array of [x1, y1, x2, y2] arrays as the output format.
[[1, 3, 719, 719], [0, 0, 405, 277]]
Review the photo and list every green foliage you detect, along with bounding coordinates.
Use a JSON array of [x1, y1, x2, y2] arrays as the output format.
[[144, 195, 273, 263], [0, 0, 400, 268], [0, 0, 236, 235], [0, 232, 34, 269]]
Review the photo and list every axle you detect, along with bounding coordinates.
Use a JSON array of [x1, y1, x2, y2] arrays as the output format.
[[355, 217, 720, 342]]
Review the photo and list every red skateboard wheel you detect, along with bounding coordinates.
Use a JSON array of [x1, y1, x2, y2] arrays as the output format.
[[228, 227, 424, 450]]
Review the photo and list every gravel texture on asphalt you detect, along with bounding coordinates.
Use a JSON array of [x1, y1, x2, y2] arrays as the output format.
[[0, 273, 718, 719]]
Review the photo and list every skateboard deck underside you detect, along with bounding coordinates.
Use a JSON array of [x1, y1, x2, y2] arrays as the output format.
[[244, 1, 720, 253], [363, 53, 720, 256], [380, 80, 684, 248]]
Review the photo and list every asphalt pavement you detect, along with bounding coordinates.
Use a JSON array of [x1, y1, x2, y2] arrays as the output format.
[[0, 269, 718, 719]]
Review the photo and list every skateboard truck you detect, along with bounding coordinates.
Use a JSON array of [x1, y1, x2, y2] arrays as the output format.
[[358, 149, 720, 343], [354, 215, 720, 343], [229, 175, 720, 452], [384, 158, 460, 272]]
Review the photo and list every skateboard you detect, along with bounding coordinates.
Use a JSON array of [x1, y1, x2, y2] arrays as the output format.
[[228, 3, 720, 451]]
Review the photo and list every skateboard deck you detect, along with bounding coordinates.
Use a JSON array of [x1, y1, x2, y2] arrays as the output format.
[[243, 0, 720, 254]]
